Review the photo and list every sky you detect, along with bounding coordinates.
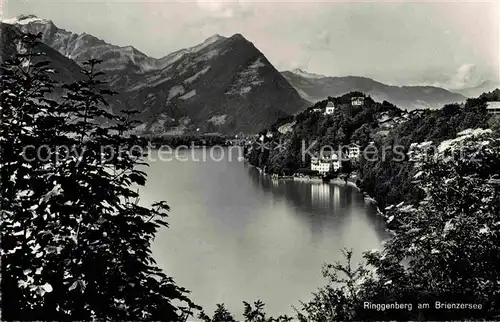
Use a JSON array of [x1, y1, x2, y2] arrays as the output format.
[[3, 0, 500, 89]]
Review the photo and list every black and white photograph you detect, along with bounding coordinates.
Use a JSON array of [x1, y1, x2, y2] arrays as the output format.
[[1, 0, 499, 320]]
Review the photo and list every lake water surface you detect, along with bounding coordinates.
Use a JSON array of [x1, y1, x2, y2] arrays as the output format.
[[138, 148, 388, 318]]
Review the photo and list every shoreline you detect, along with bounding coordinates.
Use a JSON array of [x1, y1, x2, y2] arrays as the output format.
[[246, 160, 388, 222]]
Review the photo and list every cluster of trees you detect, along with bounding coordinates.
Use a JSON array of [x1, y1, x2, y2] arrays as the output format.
[[149, 134, 229, 148], [1, 33, 198, 320], [358, 97, 494, 209]]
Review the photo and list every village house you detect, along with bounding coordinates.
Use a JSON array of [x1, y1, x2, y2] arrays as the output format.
[[351, 96, 365, 106], [324, 101, 335, 115], [310, 150, 341, 174], [377, 112, 391, 123], [486, 101, 500, 115], [347, 143, 361, 160]]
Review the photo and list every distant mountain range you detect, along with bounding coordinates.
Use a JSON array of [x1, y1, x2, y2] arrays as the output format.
[[281, 69, 469, 110], [2, 14, 494, 134], [451, 80, 500, 98], [1, 15, 306, 134]]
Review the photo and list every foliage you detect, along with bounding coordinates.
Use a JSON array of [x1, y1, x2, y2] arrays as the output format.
[[199, 303, 236, 322], [358, 100, 491, 209], [247, 93, 399, 176], [297, 249, 371, 321], [298, 129, 500, 320], [200, 300, 293, 322], [150, 134, 229, 148], [1, 33, 197, 320]]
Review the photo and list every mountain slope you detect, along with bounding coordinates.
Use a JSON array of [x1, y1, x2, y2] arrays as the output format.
[[3, 15, 308, 134], [282, 70, 467, 110], [452, 80, 500, 98], [0, 21, 83, 85], [115, 33, 308, 134], [7, 14, 160, 74]]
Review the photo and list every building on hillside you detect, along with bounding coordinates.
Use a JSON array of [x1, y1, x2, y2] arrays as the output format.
[[266, 130, 274, 138], [278, 121, 295, 134], [351, 96, 365, 106], [324, 101, 335, 115], [409, 109, 426, 117], [379, 117, 397, 129], [312, 107, 323, 113], [310, 151, 341, 174], [347, 143, 361, 160], [377, 112, 391, 123], [486, 101, 500, 115]]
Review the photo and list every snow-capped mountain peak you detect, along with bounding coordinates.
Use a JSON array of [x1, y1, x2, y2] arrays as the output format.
[[203, 34, 226, 45], [291, 68, 326, 79], [156, 34, 227, 70], [187, 34, 227, 54], [2, 14, 52, 26]]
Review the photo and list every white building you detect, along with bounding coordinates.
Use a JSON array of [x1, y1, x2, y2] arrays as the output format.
[[486, 101, 500, 115], [310, 151, 341, 174], [324, 101, 335, 115], [351, 97, 365, 106], [347, 143, 361, 160]]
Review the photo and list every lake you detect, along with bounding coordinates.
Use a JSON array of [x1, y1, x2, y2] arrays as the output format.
[[138, 148, 388, 318]]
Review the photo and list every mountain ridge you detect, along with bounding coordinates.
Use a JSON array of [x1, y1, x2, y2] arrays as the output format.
[[282, 69, 468, 110], [4, 14, 487, 133], [2, 15, 308, 134]]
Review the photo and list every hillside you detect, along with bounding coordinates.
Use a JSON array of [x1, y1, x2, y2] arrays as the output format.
[[453, 80, 500, 98], [246, 90, 497, 209], [111, 33, 308, 135], [5, 14, 307, 134], [282, 69, 467, 110]]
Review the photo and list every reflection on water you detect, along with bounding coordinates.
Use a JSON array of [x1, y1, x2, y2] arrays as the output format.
[[311, 183, 330, 206], [140, 150, 388, 319], [246, 165, 387, 241]]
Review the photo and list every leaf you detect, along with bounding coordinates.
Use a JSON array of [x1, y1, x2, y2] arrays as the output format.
[[129, 173, 146, 186], [42, 283, 53, 293], [69, 281, 78, 291], [154, 219, 169, 227]]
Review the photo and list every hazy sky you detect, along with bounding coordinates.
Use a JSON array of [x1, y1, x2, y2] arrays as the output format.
[[3, 0, 500, 88]]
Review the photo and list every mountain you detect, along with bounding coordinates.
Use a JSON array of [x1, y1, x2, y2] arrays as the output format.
[[110, 33, 308, 135], [3, 14, 161, 74], [451, 80, 500, 98], [282, 70, 467, 110], [0, 20, 83, 85], [4, 14, 307, 134], [289, 68, 326, 80]]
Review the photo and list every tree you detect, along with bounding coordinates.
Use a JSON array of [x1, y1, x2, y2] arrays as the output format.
[[297, 249, 371, 321], [199, 301, 292, 322], [1, 33, 198, 320], [373, 128, 500, 320], [199, 303, 236, 322], [339, 159, 354, 183], [351, 123, 371, 146]]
